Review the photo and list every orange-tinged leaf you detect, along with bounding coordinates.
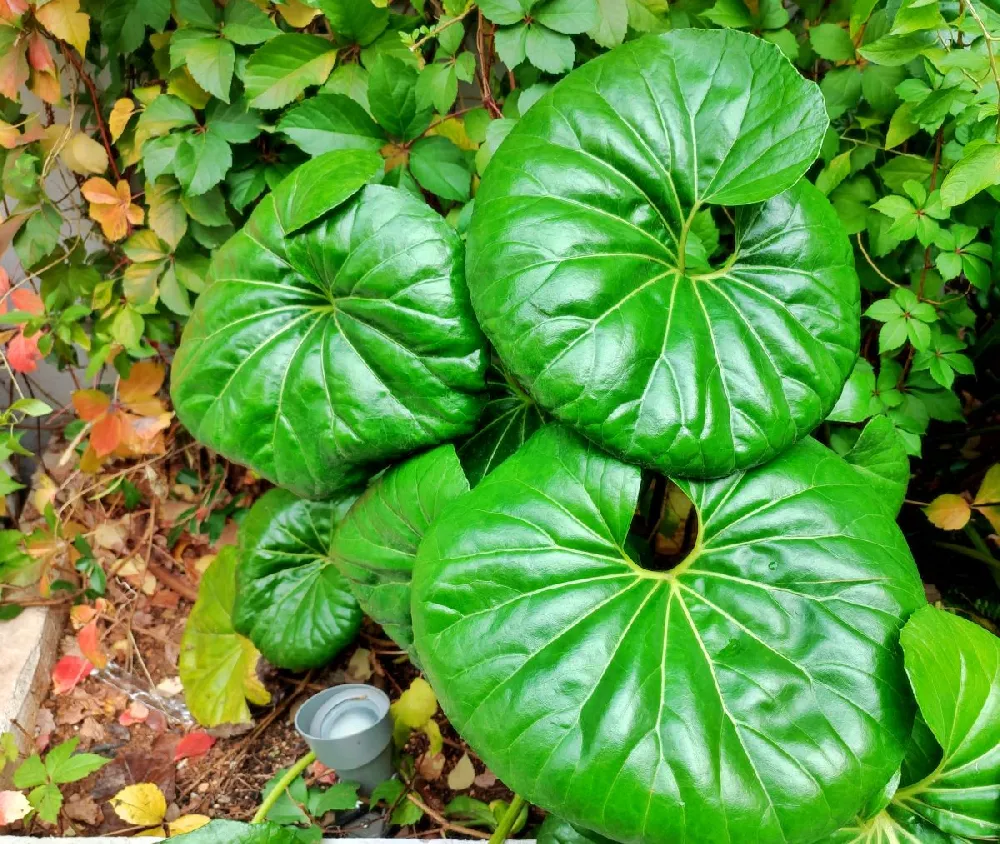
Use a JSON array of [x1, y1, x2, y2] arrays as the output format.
[[27, 31, 54, 72], [924, 494, 971, 531], [0, 0, 29, 22], [108, 783, 166, 826], [173, 731, 215, 761], [88, 203, 128, 240], [7, 331, 41, 373], [91, 409, 125, 457], [119, 361, 165, 403], [0, 120, 18, 149], [81, 177, 119, 204], [11, 288, 43, 314], [77, 619, 107, 669], [52, 655, 93, 694], [35, 0, 90, 56], [0, 39, 28, 100], [72, 389, 110, 421], [30, 67, 60, 104]]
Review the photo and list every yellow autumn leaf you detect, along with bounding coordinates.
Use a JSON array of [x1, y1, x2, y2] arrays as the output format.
[[109, 99, 135, 142], [82, 177, 143, 241], [168, 814, 211, 836], [243, 648, 272, 706], [35, 0, 90, 56], [61, 132, 108, 175], [391, 677, 438, 729], [974, 464, 1000, 533], [30, 68, 60, 104], [276, 0, 319, 26], [31, 473, 57, 514], [0, 120, 19, 149], [925, 494, 971, 531], [423, 718, 443, 755], [108, 783, 166, 827]]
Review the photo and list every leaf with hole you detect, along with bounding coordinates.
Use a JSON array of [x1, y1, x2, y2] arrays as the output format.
[[413, 425, 924, 844]]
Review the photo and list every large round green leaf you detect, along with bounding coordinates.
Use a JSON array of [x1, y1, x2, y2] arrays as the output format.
[[172, 183, 487, 499], [467, 30, 859, 478], [233, 488, 361, 671], [413, 426, 924, 844], [332, 444, 469, 654]]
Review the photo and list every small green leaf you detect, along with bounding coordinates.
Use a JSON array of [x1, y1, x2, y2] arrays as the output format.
[[244, 34, 338, 110], [167, 819, 301, 842], [316, 0, 389, 46], [533, 0, 600, 34], [222, 0, 280, 44], [278, 94, 384, 155], [13, 754, 47, 789], [494, 23, 529, 67], [409, 136, 473, 201], [525, 24, 575, 74], [809, 23, 855, 62], [170, 30, 235, 102], [175, 129, 232, 197], [828, 358, 878, 423], [28, 783, 62, 824], [478, 0, 533, 25], [858, 30, 935, 65], [940, 143, 1000, 208], [368, 54, 433, 141], [842, 415, 909, 515]]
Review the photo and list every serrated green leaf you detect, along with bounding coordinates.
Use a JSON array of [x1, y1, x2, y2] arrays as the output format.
[[810, 23, 856, 62], [533, 0, 600, 34], [368, 54, 433, 141], [940, 142, 1000, 208], [244, 34, 338, 110], [168, 819, 301, 843], [222, 0, 280, 45], [524, 24, 575, 73], [315, 0, 389, 46], [170, 30, 235, 102], [175, 129, 232, 197], [409, 136, 473, 201], [278, 94, 385, 155], [842, 415, 909, 515]]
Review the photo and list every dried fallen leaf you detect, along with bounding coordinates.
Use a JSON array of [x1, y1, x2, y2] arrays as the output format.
[[52, 655, 93, 695], [345, 648, 372, 683], [418, 751, 446, 781], [63, 792, 102, 825], [473, 770, 497, 789], [168, 814, 211, 835], [0, 790, 31, 825], [173, 731, 215, 762], [119, 701, 149, 727], [108, 782, 166, 827], [447, 753, 476, 792], [925, 494, 971, 531]]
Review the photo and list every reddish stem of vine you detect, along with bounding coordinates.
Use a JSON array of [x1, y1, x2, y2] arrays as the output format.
[[60, 43, 120, 182]]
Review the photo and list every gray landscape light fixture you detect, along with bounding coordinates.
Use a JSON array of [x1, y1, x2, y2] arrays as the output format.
[[294, 683, 394, 795]]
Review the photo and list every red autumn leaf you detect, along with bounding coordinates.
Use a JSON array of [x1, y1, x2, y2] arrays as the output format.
[[7, 330, 41, 373], [52, 655, 93, 694], [27, 32, 54, 72], [72, 389, 111, 421], [0, 37, 27, 100], [91, 409, 125, 456], [0, 0, 28, 22], [77, 619, 107, 669], [10, 287, 43, 314], [174, 731, 215, 762]]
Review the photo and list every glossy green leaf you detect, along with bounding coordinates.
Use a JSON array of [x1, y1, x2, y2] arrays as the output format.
[[175, 129, 232, 197], [234, 489, 361, 671], [368, 54, 433, 141], [537, 816, 617, 844], [413, 425, 924, 844], [171, 184, 486, 499], [456, 361, 546, 486], [895, 606, 1000, 837], [179, 547, 271, 726], [170, 30, 235, 102], [244, 34, 338, 110], [222, 0, 280, 45], [467, 30, 853, 479], [278, 94, 385, 155], [409, 136, 473, 202], [831, 608, 1000, 841], [842, 415, 909, 516], [270, 148, 384, 234], [169, 819, 301, 843], [333, 445, 468, 653], [939, 142, 1000, 208], [317, 0, 389, 46]]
